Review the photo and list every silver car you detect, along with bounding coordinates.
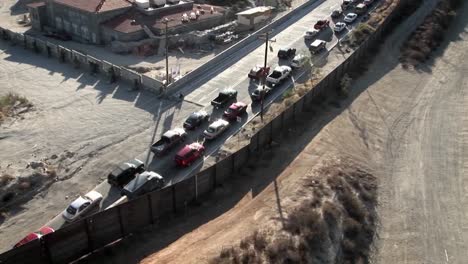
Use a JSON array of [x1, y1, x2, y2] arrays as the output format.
[[62, 190, 103, 222], [203, 119, 229, 140]]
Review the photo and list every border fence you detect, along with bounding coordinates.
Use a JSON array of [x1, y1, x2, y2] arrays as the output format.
[[0, 0, 407, 263]]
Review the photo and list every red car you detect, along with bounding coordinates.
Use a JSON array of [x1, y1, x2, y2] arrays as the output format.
[[314, 19, 330, 30], [223, 102, 248, 121], [248, 66, 270, 80], [175, 142, 205, 167], [14, 226, 54, 248]]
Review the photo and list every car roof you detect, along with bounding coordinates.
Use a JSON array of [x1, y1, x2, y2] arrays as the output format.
[[275, 65, 291, 71], [210, 119, 229, 128], [69, 196, 89, 209], [124, 171, 162, 192], [176, 144, 199, 157], [85, 190, 102, 201], [163, 128, 185, 138], [38, 226, 54, 235], [230, 102, 246, 108], [311, 39, 325, 46]]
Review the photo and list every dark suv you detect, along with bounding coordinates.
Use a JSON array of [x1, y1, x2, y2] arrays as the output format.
[[277, 48, 296, 59], [107, 159, 145, 187]]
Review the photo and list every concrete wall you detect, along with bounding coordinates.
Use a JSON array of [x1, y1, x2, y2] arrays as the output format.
[[0, 27, 163, 92], [0, 0, 408, 262]]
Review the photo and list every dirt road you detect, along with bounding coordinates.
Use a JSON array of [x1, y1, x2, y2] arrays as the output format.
[[373, 3, 468, 263]]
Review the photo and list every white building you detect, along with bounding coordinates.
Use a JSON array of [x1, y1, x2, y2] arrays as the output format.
[[236, 6, 274, 29]]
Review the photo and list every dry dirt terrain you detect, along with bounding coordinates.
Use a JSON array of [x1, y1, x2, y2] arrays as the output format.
[[79, 1, 468, 263]]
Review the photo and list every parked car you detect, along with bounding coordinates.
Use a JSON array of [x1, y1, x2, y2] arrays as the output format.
[[355, 3, 367, 14], [223, 102, 248, 121], [304, 29, 319, 40], [183, 110, 210, 130], [62, 191, 103, 222], [14, 226, 54, 248], [248, 66, 270, 80], [107, 159, 145, 187], [175, 142, 205, 167], [251, 87, 272, 102], [309, 40, 327, 54], [291, 54, 308, 68], [344, 13, 358, 23], [334, 22, 347, 33], [211, 89, 238, 108], [266, 65, 292, 86], [331, 9, 343, 19], [277, 48, 296, 59], [121, 171, 165, 199], [204, 119, 230, 140], [314, 19, 330, 30], [341, 0, 355, 10], [151, 128, 187, 156]]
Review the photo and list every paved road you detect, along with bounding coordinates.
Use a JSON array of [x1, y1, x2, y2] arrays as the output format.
[[36, 0, 380, 235]]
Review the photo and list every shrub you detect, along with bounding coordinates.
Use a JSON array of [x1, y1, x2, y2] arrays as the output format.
[[0, 93, 32, 123], [252, 230, 267, 251], [338, 187, 367, 222], [0, 174, 14, 187]]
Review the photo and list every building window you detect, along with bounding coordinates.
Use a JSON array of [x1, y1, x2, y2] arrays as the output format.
[[81, 26, 89, 40], [63, 20, 71, 32], [55, 17, 63, 29], [71, 23, 79, 35]]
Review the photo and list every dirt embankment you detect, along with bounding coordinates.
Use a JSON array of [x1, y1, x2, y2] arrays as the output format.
[[210, 161, 377, 264], [400, 0, 462, 67]]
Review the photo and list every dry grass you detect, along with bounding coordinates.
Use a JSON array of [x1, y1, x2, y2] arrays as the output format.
[[0, 174, 14, 187], [210, 161, 378, 263], [400, 0, 461, 67], [0, 92, 32, 123]]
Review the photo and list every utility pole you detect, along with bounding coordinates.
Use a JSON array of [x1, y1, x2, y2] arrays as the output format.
[[259, 31, 275, 122], [162, 18, 170, 95]]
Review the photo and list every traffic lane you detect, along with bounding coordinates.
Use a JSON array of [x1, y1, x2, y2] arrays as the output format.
[[183, 0, 343, 104], [161, 66, 312, 186], [177, 0, 332, 94]]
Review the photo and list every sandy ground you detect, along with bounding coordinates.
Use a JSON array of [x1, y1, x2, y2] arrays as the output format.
[[0, 40, 169, 251], [78, 1, 468, 263]]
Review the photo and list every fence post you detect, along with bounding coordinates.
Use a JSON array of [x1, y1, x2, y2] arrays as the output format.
[[172, 185, 177, 213], [41, 236, 53, 264], [147, 194, 155, 225], [85, 218, 94, 252], [117, 206, 125, 236]]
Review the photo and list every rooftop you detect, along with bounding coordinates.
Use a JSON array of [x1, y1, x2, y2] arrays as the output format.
[[236, 6, 274, 16], [54, 0, 133, 14], [103, 4, 224, 34], [27, 2, 46, 8]]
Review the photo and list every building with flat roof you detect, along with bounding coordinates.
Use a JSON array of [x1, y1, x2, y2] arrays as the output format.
[[236, 6, 274, 29], [28, 0, 226, 45]]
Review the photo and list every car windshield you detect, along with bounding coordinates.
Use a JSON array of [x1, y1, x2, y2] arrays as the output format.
[[186, 115, 197, 124], [225, 108, 234, 114], [207, 127, 216, 133], [66, 205, 77, 215]]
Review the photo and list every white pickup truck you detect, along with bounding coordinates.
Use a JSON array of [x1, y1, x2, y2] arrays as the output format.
[[266, 65, 292, 86]]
